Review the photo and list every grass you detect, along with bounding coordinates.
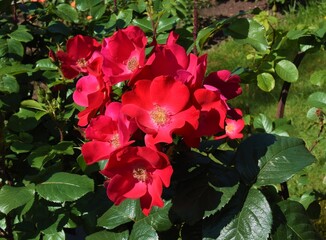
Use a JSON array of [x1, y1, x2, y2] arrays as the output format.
[[204, 1, 326, 237]]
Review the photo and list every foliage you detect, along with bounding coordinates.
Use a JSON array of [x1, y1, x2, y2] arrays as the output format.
[[0, 1, 324, 239]]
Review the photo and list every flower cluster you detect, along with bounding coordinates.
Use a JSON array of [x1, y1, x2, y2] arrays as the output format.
[[56, 26, 244, 215]]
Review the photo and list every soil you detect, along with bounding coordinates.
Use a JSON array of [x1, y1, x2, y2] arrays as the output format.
[[199, 0, 269, 18]]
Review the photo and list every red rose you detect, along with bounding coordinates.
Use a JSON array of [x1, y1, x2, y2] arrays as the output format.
[[101, 146, 173, 216]]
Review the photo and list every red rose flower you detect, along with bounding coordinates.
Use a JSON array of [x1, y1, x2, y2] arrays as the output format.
[[101, 26, 147, 85], [215, 109, 245, 140], [56, 35, 101, 79], [101, 146, 173, 216], [121, 75, 199, 146]]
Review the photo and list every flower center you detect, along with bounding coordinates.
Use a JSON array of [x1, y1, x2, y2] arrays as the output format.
[[110, 133, 120, 148], [150, 105, 170, 126], [127, 57, 139, 72], [76, 58, 88, 68], [225, 124, 235, 133], [132, 168, 148, 182]]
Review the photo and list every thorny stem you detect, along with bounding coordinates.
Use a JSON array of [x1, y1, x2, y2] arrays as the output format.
[[276, 51, 306, 200], [193, 0, 198, 55], [309, 117, 324, 152]]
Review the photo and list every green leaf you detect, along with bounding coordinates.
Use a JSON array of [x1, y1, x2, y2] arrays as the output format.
[[275, 60, 299, 83], [97, 199, 140, 229], [116, 9, 133, 27], [0, 74, 19, 94], [255, 136, 316, 186], [0, 185, 35, 214], [217, 188, 272, 240], [136, 201, 172, 231], [132, 18, 153, 32], [7, 38, 24, 58], [0, 39, 8, 57], [86, 230, 129, 240], [306, 107, 319, 120], [21, 100, 46, 111], [286, 29, 308, 40], [309, 70, 326, 87], [90, 3, 106, 20], [257, 72, 275, 92], [76, 0, 102, 11], [270, 200, 322, 240], [129, 222, 158, 240], [56, 4, 79, 23], [36, 173, 94, 202], [52, 141, 74, 155], [157, 16, 179, 33], [235, 134, 276, 185], [43, 231, 65, 240], [9, 30, 33, 43], [27, 145, 53, 169], [10, 141, 33, 154], [0, 64, 34, 75], [307, 91, 326, 109], [225, 18, 269, 52], [35, 59, 58, 71], [253, 113, 273, 133], [7, 108, 39, 132]]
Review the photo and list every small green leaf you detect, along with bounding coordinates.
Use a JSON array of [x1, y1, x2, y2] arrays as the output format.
[[9, 30, 33, 42], [43, 231, 65, 240], [217, 188, 272, 240], [97, 199, 140, 229], [255, 136, 316, 186], [56, 4, 79, 23], [306, 107, 319, 120], [257, 72, 275, 92], [36, 173, 94, 202], [129, 222, 158, 240], [0, 185, 35, 214], [0, 74, 19, 94], [21, 100, 46, 111], [271, 200, 322, 240], [132, 18, 153, 32], [52, 141, 74, 155], [7, 108, 39, 132], [36, 59, 58, 71], [90, 3, 106, 20], [86, 230, 129, 240], [116, 9, 133, 27], [286, 29, 308, 40], [253, 113, 273, 133], [10, 141, 34, 154], [157, 16, 179, 33], [275, 60, 299, 82], [307, 91, 326, 109]]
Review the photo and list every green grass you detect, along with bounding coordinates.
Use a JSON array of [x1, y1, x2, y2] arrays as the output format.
[[205, 2, 326, 236]]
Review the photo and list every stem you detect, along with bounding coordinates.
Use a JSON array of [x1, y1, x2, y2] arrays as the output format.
[[193, 0, 198, 55], [309, 118, 324, 152], [276, 52, 305, 200]]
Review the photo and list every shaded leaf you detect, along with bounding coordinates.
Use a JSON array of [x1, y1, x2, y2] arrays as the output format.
[[7, 38, 24, 58], [275, 60, 299, 83], [270, 200, 322, 240], [36, 173, 94, 202], [253, 113, 273, 133], [255, 136, 316, 186], [21, 100, 46, 111], [225, 18, 269, 52], [0, 185, 35, 214]]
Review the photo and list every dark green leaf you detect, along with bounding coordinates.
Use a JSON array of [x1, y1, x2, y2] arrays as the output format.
[[0, 64, 34, 75], [253, 113, 273, 133], [235, 134, 276, 185], [9, 30, 33, 42], [129, 222, 158, 240], [86, 230, 129, 240], [90, 3, 106, 20], [43, 231, 65, 240], [7, 108, 39, 132], [270, 200, 322, 240], [97, 199, 140, 229], [0, 74, 19, 94], [27, 145, 53, 169], [56, 4, 79, 23], [76, 0, 102, 11], [36, 173, 94, 202], [7, 38, 24, 58], [52, 141, 74, 155], [275, 60, 299, 83], [225, 18, 269, 52], [0, 185, 35, 214], [0, 39, 8, 57], [10, 141, 33, 154], [48, 22, 71, 36], [157, 16, 179, 33], [35, 59, 58, 71], [257, 72, 275, 92], [217, 188, 272, 240], [255, 136, 316, 186], [286, 29, 308, 40], [132, 18, 153, 32], [136, 200, 172, 231], [307, 91, 326, 109], [116, 9, 133, 27]]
